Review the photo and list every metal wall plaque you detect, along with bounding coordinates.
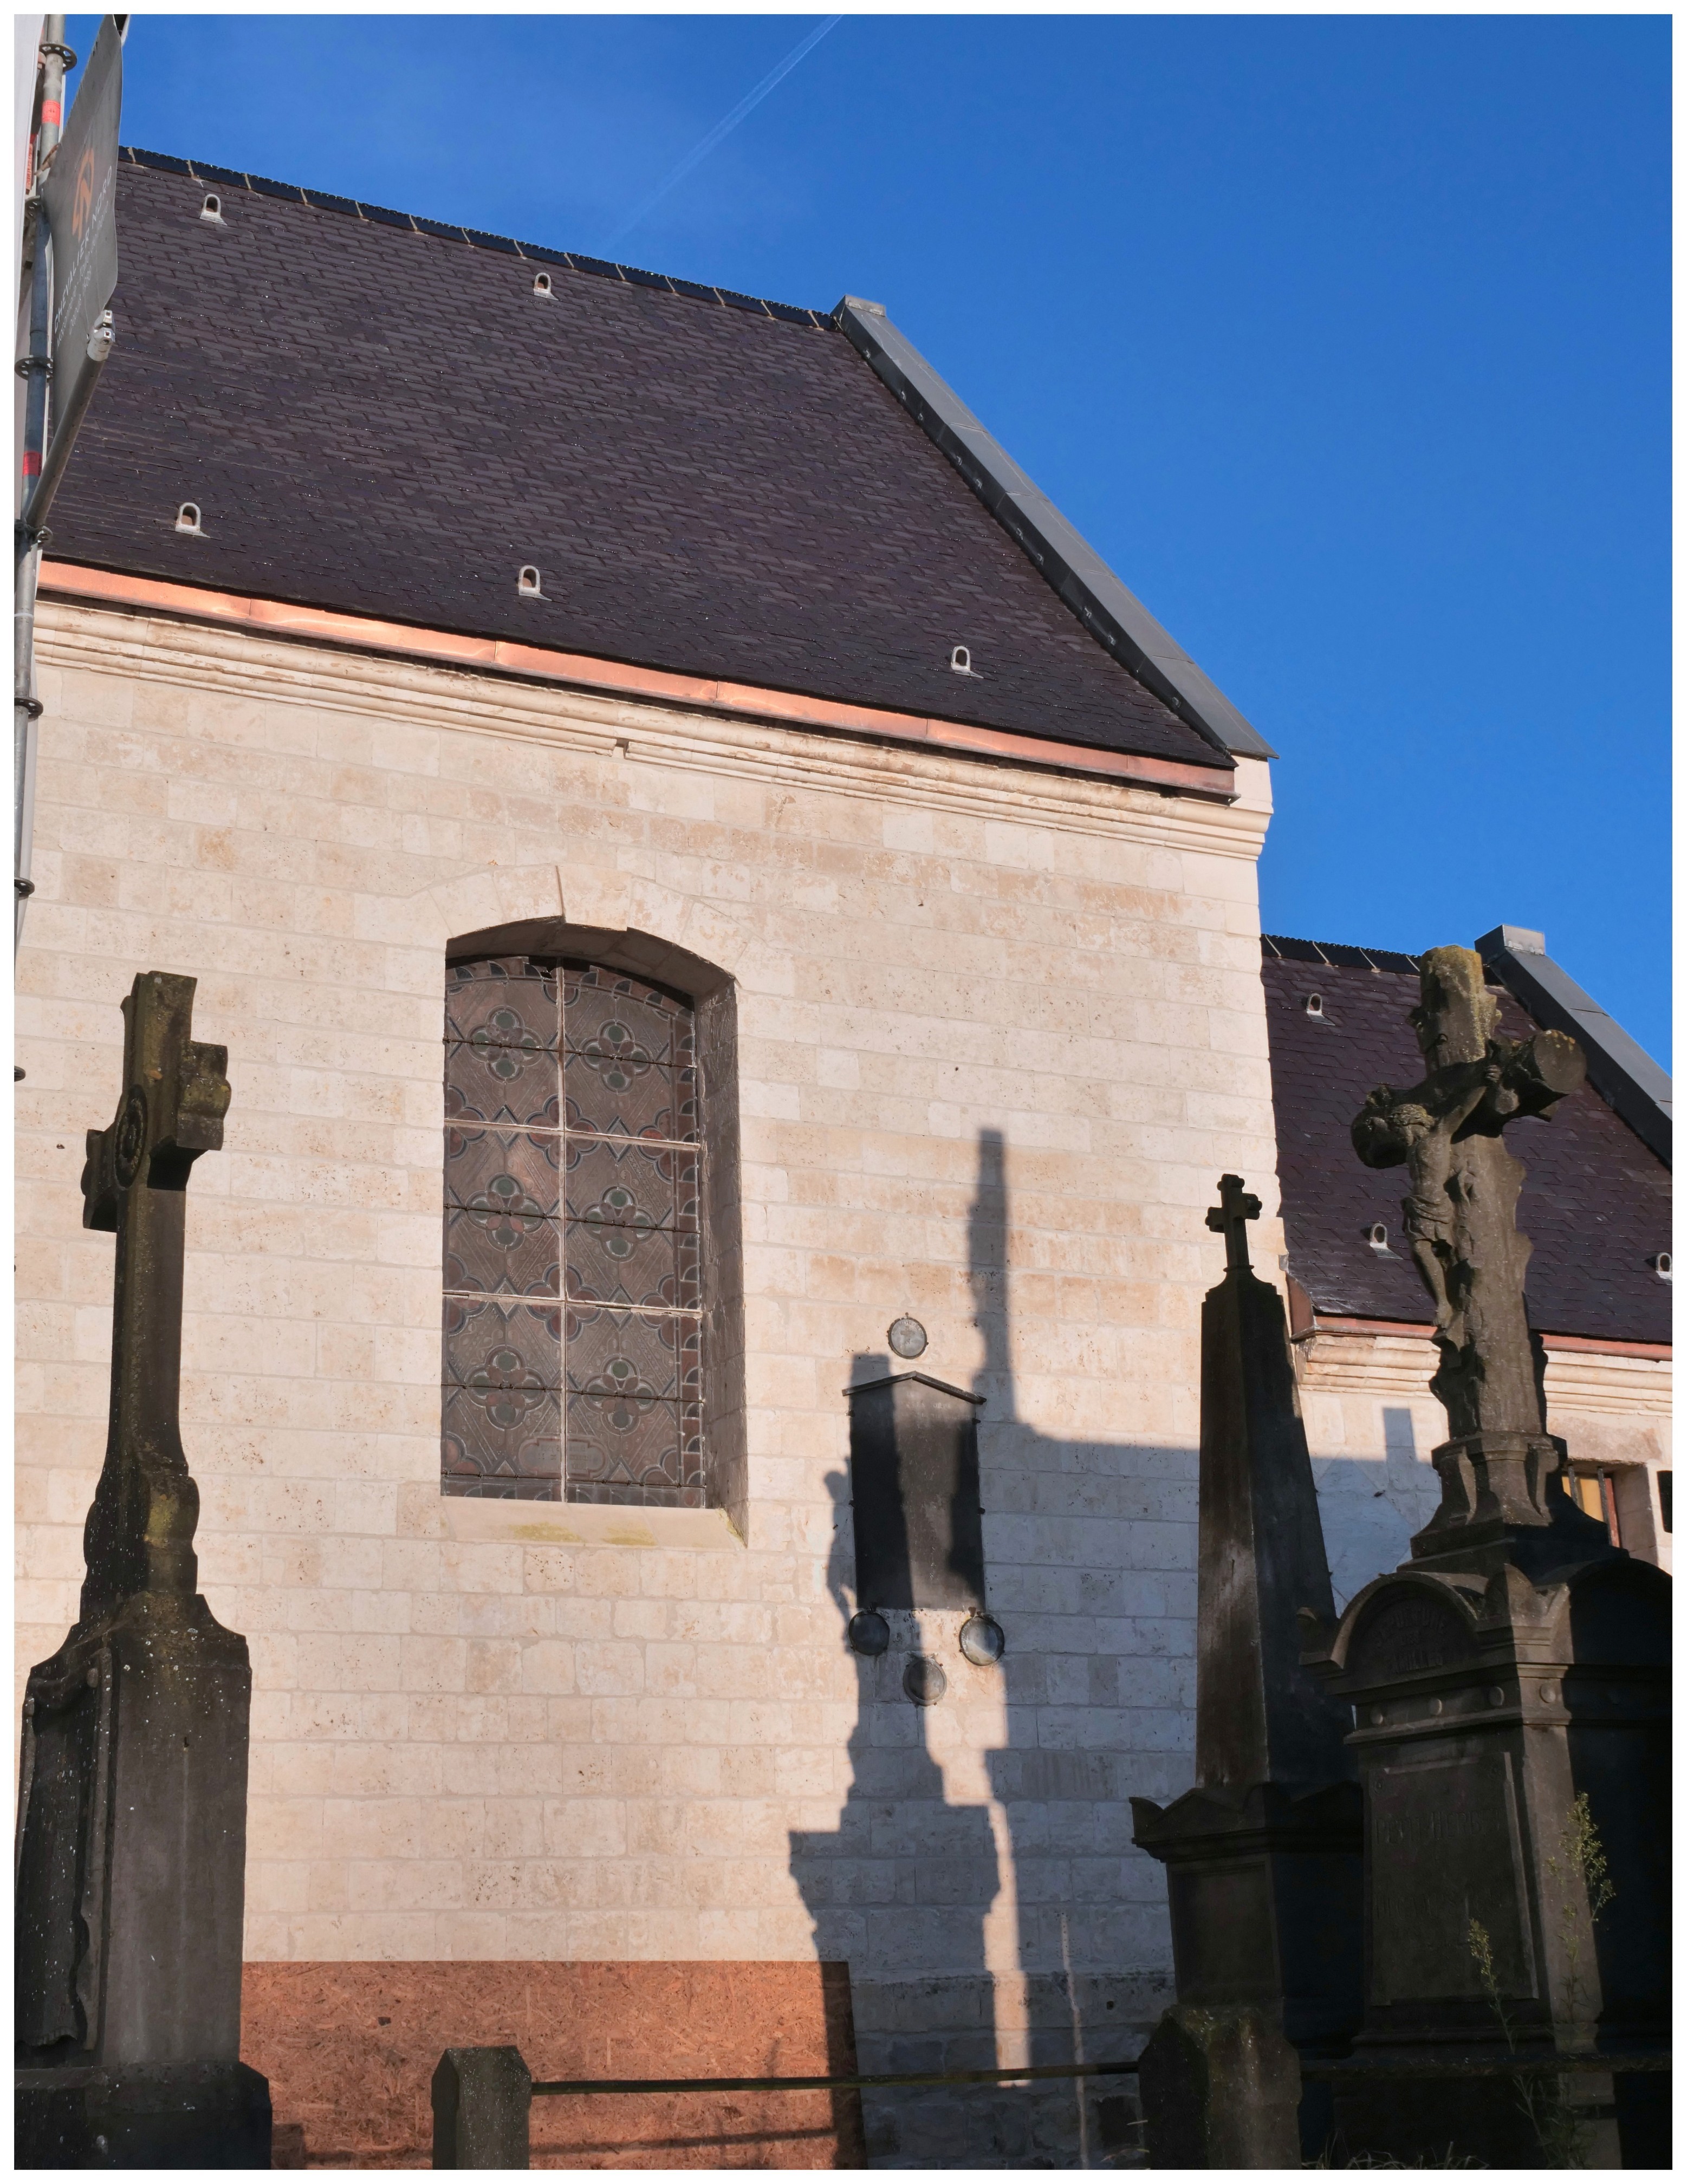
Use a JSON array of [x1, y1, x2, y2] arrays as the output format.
[[847, 1372, 985, 1611]]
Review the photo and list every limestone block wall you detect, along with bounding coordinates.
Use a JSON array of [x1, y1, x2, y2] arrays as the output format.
[[18, 596, 1286, 2161]]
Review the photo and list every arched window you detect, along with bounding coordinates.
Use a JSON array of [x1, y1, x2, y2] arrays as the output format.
[[441, 953, 704, 1505]]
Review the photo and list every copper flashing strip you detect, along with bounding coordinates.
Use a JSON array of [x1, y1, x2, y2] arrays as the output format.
[[39, 563, 1240, 803], [1297, 1312, 1669, 1362]]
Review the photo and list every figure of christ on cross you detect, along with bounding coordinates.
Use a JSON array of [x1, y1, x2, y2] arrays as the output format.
[[1352, 944, 1584, 1459], [1387, 1063, 1501, 1330]]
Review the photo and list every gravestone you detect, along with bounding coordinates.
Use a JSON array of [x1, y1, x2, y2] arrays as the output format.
[[847, 1372, 986, 1611], [15, 972, 271, 2168], [1301, 946, 1670, 2167], [1131, 1176, 1361, 2160]]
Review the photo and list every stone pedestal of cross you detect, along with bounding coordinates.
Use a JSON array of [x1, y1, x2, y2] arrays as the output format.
[[14, 972, 271, 2169], [1300, 946, 1670, 2167], [1132, 1175, 1362, 2163]]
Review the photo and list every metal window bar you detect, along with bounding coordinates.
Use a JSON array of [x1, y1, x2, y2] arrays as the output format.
[[440, 957, 703, 1502]]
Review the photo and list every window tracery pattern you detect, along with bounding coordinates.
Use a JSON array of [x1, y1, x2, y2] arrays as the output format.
[[441, 955, 703, 1505]]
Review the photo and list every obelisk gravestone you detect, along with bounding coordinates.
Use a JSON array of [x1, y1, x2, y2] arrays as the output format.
[[15, 972, 270, 2168], [1131, 1176, 1361, 2164]]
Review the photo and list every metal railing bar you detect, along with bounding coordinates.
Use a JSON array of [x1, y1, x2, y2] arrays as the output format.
[[531, 2059, 1143, 2096], [1302, 2055, 1671, 2081], [530, 2051, 1670, 2098]]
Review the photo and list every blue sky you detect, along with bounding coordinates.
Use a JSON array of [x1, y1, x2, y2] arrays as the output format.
[[69, 13, 1670, 1060]]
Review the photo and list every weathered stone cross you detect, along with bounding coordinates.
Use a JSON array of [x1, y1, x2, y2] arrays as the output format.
[[76, 969, 230, 1617], [1205, 1172, 1262, 1275], [1351, 945, 1586, 1549], [17, 971, 268, 2163]]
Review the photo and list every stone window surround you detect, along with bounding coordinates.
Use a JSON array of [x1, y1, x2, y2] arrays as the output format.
[[444, 915, 747, 1534]]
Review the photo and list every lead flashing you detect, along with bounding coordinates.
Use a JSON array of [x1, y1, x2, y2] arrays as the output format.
[[1476, 925, 1671, 1167], [834, 296, 1274, 762]]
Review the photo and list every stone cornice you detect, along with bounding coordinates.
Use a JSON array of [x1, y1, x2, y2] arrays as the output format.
[[1294, 1327, 1671, 1415], [36, 590, 1273, 862]]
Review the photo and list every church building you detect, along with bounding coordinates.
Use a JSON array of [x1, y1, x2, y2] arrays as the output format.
[[15, 147, 1670, 2168]]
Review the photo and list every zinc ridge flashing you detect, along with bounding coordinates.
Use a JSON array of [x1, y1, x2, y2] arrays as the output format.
[[119, 146, 823, 327], [833, 295, 1271, 765]]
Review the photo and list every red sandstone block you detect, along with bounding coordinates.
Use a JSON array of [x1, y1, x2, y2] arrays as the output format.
[[241, 1959, 864, 2168]]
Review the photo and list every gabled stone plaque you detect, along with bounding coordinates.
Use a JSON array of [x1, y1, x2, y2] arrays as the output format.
[[847, 1372, 985, 1612]]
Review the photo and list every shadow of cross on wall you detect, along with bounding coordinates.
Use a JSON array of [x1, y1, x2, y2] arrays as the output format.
[[788, 1128, 1197, 2169], [786, 1351, 1003, 2167]]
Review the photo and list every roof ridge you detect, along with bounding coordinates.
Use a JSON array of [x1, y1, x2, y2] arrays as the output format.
[[120, 146, 833, 329], [1261, 933, 1424, 974]]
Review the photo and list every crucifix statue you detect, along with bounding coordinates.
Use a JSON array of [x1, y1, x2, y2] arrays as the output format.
[[1299, 968, 1667, 2170], [15, 972, 270, 2166], [1351, 944, 1591, 1558]]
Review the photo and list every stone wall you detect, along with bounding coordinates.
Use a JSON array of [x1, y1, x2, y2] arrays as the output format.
[[17, 595, 1279, 2164], [1296, 1328, 1673, 1603]]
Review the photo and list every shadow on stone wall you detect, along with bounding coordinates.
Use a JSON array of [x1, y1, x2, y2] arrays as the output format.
[[1310, 1407, 1441, 1610], [787, 1445, 1004, 2166], [789, 1130, 1197, 2168]]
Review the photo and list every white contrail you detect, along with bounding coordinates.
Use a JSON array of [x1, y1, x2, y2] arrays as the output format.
[[605, 16, 844, 255]]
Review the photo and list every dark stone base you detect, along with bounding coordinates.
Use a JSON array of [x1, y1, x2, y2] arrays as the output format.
[[1331, 2062, 1632, 2170], [15, 2060, 271, 2170], [1139, 2003, 1302, 2168], [1614, 2071, 1672, 2169]]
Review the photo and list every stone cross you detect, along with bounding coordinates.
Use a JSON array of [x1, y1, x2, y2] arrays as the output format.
[[1351, 945, 1586, 1558], [77, 969, 231, 1616], [1204, 1172, 1261, 1273], [16, 971, 270, 2166]]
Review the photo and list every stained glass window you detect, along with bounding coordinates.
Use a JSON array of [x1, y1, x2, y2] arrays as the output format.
[[440, 955, 704, 1505]]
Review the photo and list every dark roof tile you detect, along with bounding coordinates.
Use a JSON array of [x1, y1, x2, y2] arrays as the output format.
[[1262, 943, 1671, 1344], [48, 158, 1231, 775]]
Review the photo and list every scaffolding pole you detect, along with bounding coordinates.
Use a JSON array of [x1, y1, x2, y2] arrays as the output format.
[[14, 14, 69, 957]]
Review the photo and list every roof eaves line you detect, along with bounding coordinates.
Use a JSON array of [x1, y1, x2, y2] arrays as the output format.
[[832, 294, 1274, 763], [1476, 926, 1671, 1168], [39, 558, 1240, 804], [118, 146, 828, 328]]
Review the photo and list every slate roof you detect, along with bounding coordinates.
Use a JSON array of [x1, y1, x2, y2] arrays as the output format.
[[44, 151, 1232, 778], [1262, 937, 1672, 1345]]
